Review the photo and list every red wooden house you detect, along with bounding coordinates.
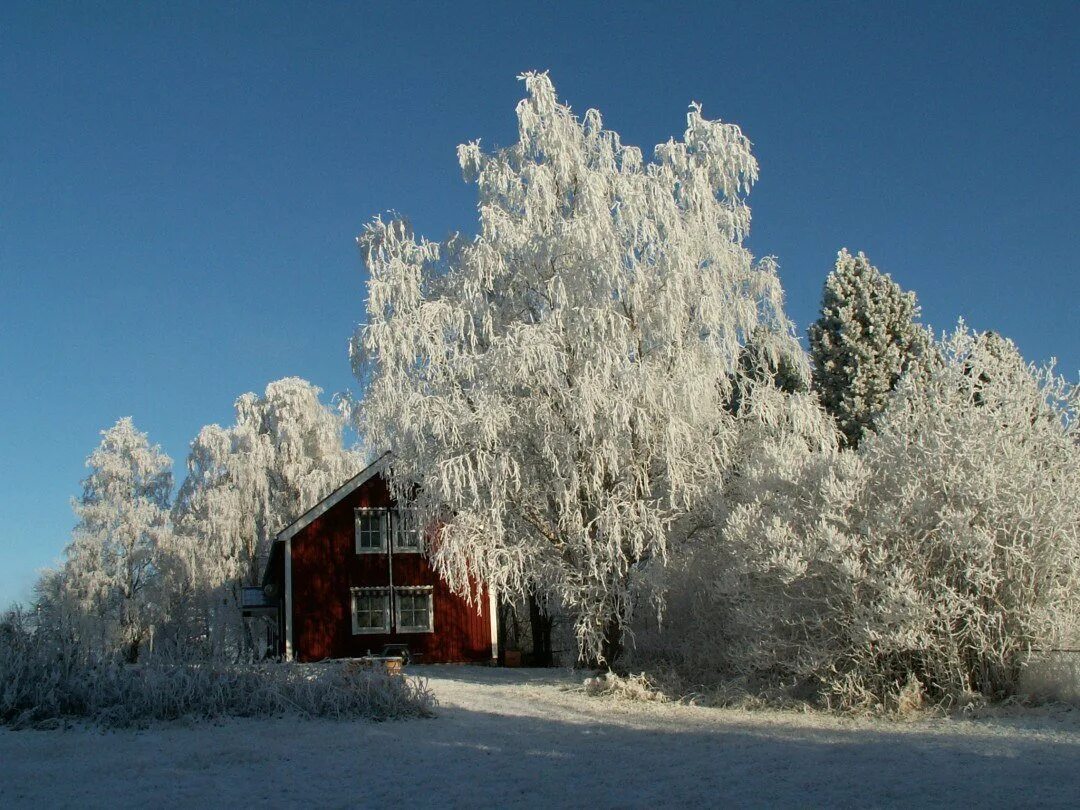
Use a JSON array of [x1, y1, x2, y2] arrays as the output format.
[[258, 454, 497, 664]]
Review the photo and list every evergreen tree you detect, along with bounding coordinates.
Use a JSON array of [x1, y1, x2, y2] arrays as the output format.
[[809, 249, 928, 446]]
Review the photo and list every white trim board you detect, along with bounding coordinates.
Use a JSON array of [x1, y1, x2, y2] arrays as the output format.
[[284, 537, 294, 661], [488, 588, 499, 661]]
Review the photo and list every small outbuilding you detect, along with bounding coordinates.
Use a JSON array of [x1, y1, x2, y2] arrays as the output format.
[[259, 454, 498, 664]]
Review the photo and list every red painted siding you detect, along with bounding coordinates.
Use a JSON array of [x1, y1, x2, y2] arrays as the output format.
[[288, 474, 492, 663]]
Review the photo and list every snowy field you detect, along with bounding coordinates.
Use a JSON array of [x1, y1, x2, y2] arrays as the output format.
[[1, 665, 1078, 808]]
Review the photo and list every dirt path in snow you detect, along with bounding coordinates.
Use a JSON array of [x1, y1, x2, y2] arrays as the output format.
[[1, 665, 1078, 808]]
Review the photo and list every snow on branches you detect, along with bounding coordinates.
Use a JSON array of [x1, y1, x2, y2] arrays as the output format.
[[810, 249, 930, 447], [642, 323, 1080, 709], [61, 417, 173, 663], [169, 377, 363, 658], [37, 379, 361, 665], [356, 72, 800, 665]]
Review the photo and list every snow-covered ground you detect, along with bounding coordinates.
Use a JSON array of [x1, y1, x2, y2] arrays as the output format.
[[2, 665, 1078, 808]]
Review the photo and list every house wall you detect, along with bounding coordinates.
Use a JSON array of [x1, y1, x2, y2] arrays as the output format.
[[288, 474, 492, 663]]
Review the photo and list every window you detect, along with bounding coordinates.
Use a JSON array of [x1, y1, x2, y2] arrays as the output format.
[[355, 508, 387, 553], [394, 509, 422, 552], [395, 587, 434, 633], [351, 589, 390, 634]]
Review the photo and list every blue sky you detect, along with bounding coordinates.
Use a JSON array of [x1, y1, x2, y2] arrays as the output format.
[[1, 2, 1077, 606]]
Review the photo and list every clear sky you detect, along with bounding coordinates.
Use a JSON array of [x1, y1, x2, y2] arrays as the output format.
[[1, 2, 1077, 607]]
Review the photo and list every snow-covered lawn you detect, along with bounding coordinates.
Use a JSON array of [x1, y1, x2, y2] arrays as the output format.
[[2, 665, 1078, 808]]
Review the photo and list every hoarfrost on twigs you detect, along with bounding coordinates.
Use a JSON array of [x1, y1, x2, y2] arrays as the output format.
[[356, 72, 802, 666]]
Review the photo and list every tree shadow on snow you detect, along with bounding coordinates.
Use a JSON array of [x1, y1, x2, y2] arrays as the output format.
[[389, 704, 1080, 807]]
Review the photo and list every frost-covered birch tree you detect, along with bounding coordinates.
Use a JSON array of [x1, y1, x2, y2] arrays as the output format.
[[356, 72, 796, 665], [169, 378, 361, 657], [164, 423, 246, 654], [809, 249, 930, 446], [62, 417, 173, 662]]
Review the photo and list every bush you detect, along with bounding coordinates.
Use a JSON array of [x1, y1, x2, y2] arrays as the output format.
[[0, 609, 436, 729], [582, 671, 669, 702], [633, 325, 1080, 712]]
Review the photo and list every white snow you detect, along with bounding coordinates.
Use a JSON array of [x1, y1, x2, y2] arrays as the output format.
[[2, 665, 1078, 808]]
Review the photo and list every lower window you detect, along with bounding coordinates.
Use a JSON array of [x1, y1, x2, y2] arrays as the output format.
[[395, 588, 434, 633], [352, 590, 390, 634]]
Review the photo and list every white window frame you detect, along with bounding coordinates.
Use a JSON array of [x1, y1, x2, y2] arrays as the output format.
[[354, 508, 387, 554], [351, 588, 391, 635], [394, 586, 434, 634], [393, 508, 422, 553]]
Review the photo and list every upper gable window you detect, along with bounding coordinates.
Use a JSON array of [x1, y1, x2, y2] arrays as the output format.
[[355, 508, 387, 554], [394, 509, 422, 553]]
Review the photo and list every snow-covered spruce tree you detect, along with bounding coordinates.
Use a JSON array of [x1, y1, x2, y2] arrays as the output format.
[[168, 378, 361, 658], [356, 72, 795, 666], [809, 249, 929, 446], [646, 324, 1080, 709], [61, 417, 173, 663]]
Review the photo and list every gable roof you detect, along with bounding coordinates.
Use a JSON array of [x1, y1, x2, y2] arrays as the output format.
[[273, 451, 391, 545]]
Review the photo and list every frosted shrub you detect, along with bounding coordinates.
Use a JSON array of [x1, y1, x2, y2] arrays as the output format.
[[628, 382, 844, 693], [637, 325, 1080, 710], [583, 671, 668, 703], [0, 610, 435, 729], [840, 327, 1080, 706]]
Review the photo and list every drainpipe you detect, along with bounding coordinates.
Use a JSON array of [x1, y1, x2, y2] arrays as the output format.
[[386, 509, 394, 633]]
